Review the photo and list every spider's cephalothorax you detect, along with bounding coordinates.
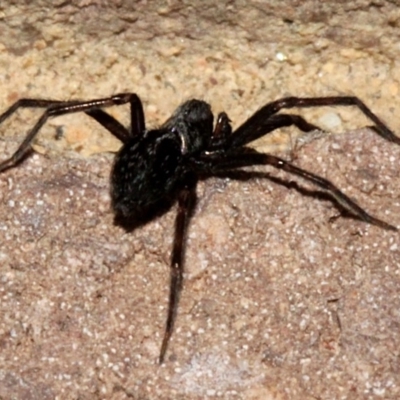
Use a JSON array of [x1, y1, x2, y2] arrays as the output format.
[[0, 92, 398, 363], [111, 99, 216, 220]]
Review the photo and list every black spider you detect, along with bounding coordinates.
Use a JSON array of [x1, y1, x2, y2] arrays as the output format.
[[0, 93, 398, 363]]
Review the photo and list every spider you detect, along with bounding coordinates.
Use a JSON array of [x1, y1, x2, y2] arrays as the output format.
[[0, 93, 398, 363]]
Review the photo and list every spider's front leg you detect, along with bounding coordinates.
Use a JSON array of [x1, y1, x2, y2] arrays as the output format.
[[194, 151, 397, 231], [228, 96, 400, 149], [0, 93, 145, 172], [210, 111, 322, 151], [159, 177, 197, 364]]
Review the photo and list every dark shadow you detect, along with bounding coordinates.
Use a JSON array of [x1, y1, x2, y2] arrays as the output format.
[[202, 169, 370, 225]]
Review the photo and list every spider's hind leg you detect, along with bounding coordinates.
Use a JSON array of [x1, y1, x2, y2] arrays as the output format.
[[159, 177, 197, 364], [0, 93, 144, 172], [0, 98, 65, 125]]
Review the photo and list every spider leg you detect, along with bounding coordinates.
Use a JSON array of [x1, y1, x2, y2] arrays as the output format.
[[220, 113, 321, 150], [0, 99, 66, 123], [85, 109, 133, 143], [0, 99, 131, 143], [194, 151, 397, 231], [0, 93, 145, 172], [159, 179, 197, 364], [229, 96, 400, 148]]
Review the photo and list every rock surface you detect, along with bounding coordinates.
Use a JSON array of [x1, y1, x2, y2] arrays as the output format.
[[0, 129, 399, 399]]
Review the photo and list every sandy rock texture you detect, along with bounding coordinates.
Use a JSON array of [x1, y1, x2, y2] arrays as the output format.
[[0, 129, 399, 399], [0, 1, 400, 399]]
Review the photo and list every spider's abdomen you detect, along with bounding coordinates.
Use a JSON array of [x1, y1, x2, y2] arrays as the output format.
[[110, 130, 184, 219]]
